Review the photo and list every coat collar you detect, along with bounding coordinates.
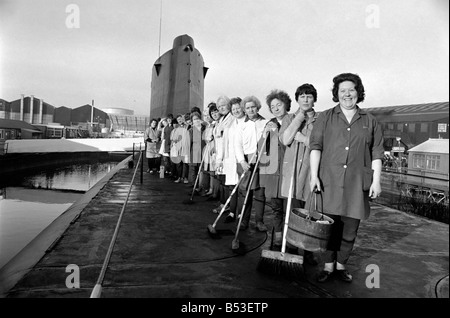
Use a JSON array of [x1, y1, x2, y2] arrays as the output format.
[[334, 104, 367, 124], [334, 104, 366, 115], [244, 113, 265, 122]]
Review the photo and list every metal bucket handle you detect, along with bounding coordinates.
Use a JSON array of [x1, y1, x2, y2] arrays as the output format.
[[306, 191, 324, 221]]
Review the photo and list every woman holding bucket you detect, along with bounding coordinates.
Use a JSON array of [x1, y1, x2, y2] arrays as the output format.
[[309, 73, 384, 283]]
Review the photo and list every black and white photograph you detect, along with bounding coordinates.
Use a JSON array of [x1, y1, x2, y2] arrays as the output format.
[[0, 0, 448, 305]]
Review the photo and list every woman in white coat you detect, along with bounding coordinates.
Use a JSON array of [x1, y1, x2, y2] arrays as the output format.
[[218, 97, 246, 221]]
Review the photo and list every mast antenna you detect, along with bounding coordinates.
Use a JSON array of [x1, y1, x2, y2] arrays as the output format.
[[158, 0, 163, 57]]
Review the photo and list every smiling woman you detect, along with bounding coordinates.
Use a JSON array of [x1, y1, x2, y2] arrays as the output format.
[[309, 72, 384, 283]]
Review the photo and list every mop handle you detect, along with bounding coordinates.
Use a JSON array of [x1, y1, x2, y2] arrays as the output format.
[[234, 130, 270, 240], [211, 170, 248, 227], [190, 145, 209, 199], [211, 146, 259, 228], [281, 141, 301, 254]]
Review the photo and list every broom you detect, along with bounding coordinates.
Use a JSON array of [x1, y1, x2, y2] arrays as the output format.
[[257, 141, 305, 280], [232, 131, 269, 255], [206, 170, 249, 239], [182, 146, 208, 205]]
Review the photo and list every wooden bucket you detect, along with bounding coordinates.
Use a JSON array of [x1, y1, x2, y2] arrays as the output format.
[[286, 196, 334, 252]]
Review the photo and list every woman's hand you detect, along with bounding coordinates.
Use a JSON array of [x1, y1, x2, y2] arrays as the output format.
[[369, 181, 382, 199], [294, 132, 307, 143], [240, 160, 250, 172], [310, 176, 322, 193], [265, 121, 278, 132], [295, 108, 306, 122]]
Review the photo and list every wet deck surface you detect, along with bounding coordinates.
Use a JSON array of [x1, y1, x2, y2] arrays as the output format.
[[2, 159, 448, 298]]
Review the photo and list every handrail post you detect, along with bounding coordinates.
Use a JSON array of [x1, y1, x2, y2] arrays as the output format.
[[140, 144, 144, 184], [132, 143, 135, 161]]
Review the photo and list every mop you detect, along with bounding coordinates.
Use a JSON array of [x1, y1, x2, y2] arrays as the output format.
[[182, 146, 208, 205], [206, 170, 249, 239], [256, 141, 305, 279], [231, 131, 269, 255]]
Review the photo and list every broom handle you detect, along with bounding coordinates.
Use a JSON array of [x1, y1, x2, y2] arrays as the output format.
[[211, 170, 248, 227], [211, 140, 259, 228], [190, 145, 209, 199], [234, 130, 269, 240], [281, 141, 301, 254]]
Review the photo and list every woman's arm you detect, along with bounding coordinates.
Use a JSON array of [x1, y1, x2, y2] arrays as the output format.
[[310, 149, 322, 192], [369, 159, 382, 199], [281, 111, 306, 146]]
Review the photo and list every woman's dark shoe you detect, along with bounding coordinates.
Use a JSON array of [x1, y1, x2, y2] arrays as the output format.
[[336, 269, 353, 283], [255, 222, 268, 232], [304, 251, 319, 266], [316, 270, 333, 283], [239, 222, 249, 230], [224, 213, 235, 223]]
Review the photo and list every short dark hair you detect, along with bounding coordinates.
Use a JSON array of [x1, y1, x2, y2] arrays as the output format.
[[190, 106, 202, 115], [208, 104, 219, 118], [332, 73, 365, 103], [295, 83, 317, 102], [230, 97, 242, 105], [266, 89, 292, 113]]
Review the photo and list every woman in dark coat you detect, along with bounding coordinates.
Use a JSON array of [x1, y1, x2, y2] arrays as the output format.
[[262, 90, 290, 242], [309, 73, 384, 283]]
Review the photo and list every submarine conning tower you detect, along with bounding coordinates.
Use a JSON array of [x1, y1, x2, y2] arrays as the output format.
[[150, 34, 208, 120]]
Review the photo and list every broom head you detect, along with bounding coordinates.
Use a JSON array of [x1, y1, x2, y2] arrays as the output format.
[[182, 198, 195, 205], [231, 239, 247, 255], [257, 249, 305, 280], [207, 224, 221, 239]]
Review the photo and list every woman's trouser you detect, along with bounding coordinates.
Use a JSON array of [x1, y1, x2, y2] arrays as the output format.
[[217, 175, 228, 205], [188, 163, 199, 184], [200, 171, 210, 190], [176, 162, 189, 179], [228, 185, 238, 214], [321, 215, 361, 265], [161, 156, 170, 170], [147, 157, 158, 171], [253, 187, 266, 224]]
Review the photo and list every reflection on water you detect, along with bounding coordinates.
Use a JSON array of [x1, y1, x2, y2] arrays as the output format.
[[0, 162, 118, 270], [21, 162, 116, 192]]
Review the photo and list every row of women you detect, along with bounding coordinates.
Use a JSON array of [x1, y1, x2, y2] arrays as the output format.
[[146, 72, 385, 283]]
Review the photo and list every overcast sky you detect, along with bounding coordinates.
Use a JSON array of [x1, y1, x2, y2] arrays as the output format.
[[0, 0, 448, 118]]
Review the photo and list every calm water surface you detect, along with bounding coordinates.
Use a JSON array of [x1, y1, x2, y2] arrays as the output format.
[[0, 162, 118, 269]]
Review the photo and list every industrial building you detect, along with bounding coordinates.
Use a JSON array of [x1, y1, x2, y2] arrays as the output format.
[[365, 102, 449, 154], [102, 107, 150, 137], [1, 96, 151, 143], [1, 95, 54, 124]]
